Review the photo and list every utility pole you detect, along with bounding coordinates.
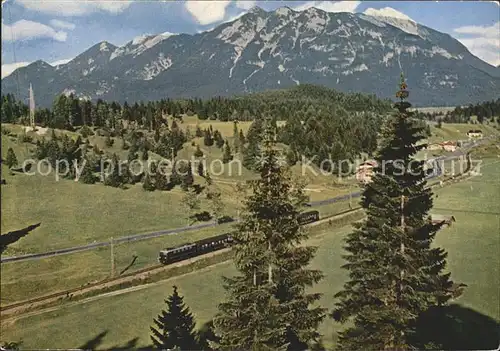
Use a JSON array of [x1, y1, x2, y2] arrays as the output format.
[[110, 237, 115, 277], [349, 183, 352, 209]]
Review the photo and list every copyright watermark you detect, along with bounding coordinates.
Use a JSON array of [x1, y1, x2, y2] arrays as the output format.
[[17, 153, 481, 181]]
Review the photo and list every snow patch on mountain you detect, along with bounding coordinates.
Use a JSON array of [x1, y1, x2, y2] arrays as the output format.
[[141, 54, 172, 80], [304, 8, 327, 33], [382, 52, 394, 65], [82, 66, 96, 77], [428, 46, 454, 59], [100, 42, 110, 52], [275, 6, 293, 17], [342, 63, 369, 75], [357, 14, 387, 28], [110, 32, 175, 60]]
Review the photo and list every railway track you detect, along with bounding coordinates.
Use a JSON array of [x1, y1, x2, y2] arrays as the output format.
[[0, 208, 361, 317], [0, 166, 475, 318]]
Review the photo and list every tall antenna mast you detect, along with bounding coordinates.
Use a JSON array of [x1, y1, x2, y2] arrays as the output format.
[[29, 83, 35, 127]]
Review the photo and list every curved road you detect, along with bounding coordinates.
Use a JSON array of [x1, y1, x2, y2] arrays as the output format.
[[0, 140, 481, 263]]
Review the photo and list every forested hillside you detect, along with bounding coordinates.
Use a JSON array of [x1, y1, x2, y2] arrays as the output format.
[[1, 85, 392, 127]]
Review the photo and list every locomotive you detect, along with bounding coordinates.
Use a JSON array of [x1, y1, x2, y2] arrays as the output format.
[[158, 210, 320, 265]]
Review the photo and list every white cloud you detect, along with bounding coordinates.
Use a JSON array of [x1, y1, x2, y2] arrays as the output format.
[[363, 7, 414, 21], [454, 22, 500, 66], [14, 0, 131, 16], [185, 1, 232, 25], [2, 19, 67, 42], [1, 61, 30, 78], [1, 57, 73, 78], [236, 0, 256, 10], [49, 19, 75, 30], [294, 1, 361, 13]]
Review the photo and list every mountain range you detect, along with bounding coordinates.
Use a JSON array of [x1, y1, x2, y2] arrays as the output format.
[[2, 6, 499, 108]]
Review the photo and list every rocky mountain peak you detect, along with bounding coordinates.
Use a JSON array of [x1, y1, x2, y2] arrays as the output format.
[[2, 6, 499, 107]]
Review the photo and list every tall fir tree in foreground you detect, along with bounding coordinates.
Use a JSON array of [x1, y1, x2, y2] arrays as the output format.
[[332, 74, 455, 350], [150, 286, 199, 350], [212, 118, 325, 350]]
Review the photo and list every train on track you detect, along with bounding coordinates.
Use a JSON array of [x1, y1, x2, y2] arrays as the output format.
[[158, 210, 320, 265]]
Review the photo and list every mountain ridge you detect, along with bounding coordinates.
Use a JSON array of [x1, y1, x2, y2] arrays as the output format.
[[2, 6, 499, 107]]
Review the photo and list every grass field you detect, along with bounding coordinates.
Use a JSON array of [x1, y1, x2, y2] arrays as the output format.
[[427, 123, 498, 143], [0, 197, 355, 305], [2, 159, 498, 349]]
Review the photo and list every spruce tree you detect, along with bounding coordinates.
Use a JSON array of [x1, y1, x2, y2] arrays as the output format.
[[197, 161, 205, 177], [79, 157, 96, 184], [212, 118, 325, 350], [180, 162, 194, 191], [205, 173, 225, 223], [222, 141, 233, 164], [183, 189, 201, 224], [155, 163, 170, 191], [332, 74, 455, 350], [104, 154, 124, 188], [142, 147, 149, 161], [5, 147, 18, 168], [143, 172, 155, 191], [194, 145, 204, 157], [233, 120, 240, 153]]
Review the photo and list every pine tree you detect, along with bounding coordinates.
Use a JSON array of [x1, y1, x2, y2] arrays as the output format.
[[233, 120, 240, 153], [205, 172, 224, 223], [197, 161, 205, 177], [332, 74, 455, 350], [183, 189, 201, 224], [212, 118, 325, 350], [242, 137, 260, 171], [79, 157, 96, 184], [142, 147, 149, 161], [203, 129, 214, 147], [104, 154, 124, 188], [222, 141, 233, 164], [180, 162, 194, 191], [194, 145, 204, 157], [239, 129, 246, 145], [143, 172, 155, 191], [5, 147, 18, 168], [150, 286, 199, 350], [155, 163, 170, 191]]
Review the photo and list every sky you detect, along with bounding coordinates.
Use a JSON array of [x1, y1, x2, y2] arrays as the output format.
[[1, 0, 499, 78]]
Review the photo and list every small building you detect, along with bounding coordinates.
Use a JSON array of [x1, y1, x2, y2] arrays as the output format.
[[441, 141, 457, 152], [430, 214, 456, 227], [467, 129, 483, 139], [356, 160, 378, 184]]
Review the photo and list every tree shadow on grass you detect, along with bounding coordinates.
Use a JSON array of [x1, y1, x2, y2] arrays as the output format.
[[411, 304, 500, 350], [77, 331, 146, 350]]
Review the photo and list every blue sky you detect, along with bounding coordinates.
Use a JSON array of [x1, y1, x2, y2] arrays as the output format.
[[2, 0, 499, 78]]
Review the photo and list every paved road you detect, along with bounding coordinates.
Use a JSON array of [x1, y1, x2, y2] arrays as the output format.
[[0, 140, 482, 264]]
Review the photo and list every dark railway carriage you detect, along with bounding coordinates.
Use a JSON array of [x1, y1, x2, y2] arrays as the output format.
[[159, 243, 197, 265], [159, 211, 319, 265], [159, 233, 233, 265]]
